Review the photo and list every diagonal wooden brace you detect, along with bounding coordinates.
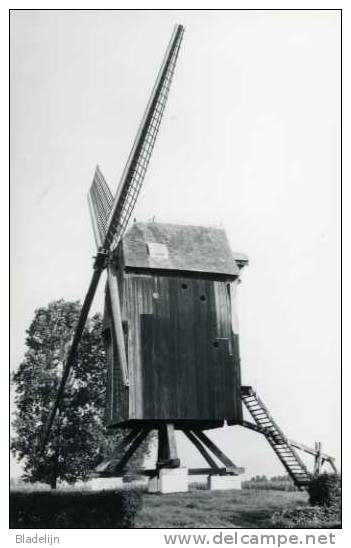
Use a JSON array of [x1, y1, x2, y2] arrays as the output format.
[[183, 430, 219, 470], [95, 428, 141, 473], [98, 429, 151, 476], [112, 429, 151, 473], [193, 429, 244, 475]]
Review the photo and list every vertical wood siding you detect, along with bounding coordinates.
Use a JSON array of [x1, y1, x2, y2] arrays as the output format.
[[103, 290, 129, 425], [109, 272, 243, 423]]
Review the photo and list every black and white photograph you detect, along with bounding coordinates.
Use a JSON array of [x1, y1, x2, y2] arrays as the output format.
[[10, 8, 341, 536]]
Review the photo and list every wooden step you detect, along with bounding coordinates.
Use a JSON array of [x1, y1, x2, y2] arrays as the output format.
[[241, 386, 311, 488]]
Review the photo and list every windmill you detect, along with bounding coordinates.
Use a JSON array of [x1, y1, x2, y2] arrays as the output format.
[[43, 24, 337, 493]]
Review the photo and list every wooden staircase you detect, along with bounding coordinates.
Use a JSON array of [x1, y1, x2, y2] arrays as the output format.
[[240, 386, 312, 488]]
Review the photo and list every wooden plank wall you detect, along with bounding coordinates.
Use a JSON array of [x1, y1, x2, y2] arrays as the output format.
[[119, 272, 242, 422], [103, 291, 129, 425]]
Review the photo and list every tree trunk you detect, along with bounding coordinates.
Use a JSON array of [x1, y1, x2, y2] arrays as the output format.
[[50, 406, 61, 490]]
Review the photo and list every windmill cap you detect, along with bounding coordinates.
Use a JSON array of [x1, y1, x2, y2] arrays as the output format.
[[120, 222, 243, 278]]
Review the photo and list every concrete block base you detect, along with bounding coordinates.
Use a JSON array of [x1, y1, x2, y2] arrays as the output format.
[[159, 467, 188, 494], [207, 475, 242, 491], [148, 467, 189, 494], [147, 475, 159, 493], [89, 477, 124, 491]]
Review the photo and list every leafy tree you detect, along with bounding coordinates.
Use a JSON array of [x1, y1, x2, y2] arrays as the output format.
[[11, 300, 152, 488]]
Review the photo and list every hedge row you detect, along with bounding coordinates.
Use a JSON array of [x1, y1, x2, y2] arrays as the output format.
[[242, 480, 296, 491], [271, 505, 341, 529], [271, 474, 341, 529], [307, 473, 341, 507], [10, 488, 142, 529]]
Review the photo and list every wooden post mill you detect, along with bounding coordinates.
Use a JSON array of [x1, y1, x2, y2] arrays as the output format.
[[43, 24, 337, 493]]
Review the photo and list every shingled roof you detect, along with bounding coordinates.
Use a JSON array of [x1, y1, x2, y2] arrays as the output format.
[[120, 222, 240, 277]]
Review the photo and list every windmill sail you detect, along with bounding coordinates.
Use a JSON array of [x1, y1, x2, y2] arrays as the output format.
[[88, 166, 129, 385], [103, 23, 184, 252], [88, 165, 114, 248], [41, 24, 185, 451]]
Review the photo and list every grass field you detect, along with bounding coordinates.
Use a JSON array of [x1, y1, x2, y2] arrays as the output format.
[[135, 487, 309, 528], [11, 480, 340, 529]]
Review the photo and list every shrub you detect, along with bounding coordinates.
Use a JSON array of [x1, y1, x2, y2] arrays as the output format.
[[10, 488, 142, 529], [271, 506, 340, 529], [308, 473, 341, 507], [189, 481, 208, 491], [242, 480, 296, 492], [271, 474, 341, 529]]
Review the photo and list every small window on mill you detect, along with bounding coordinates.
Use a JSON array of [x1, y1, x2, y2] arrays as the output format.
[[147, 242, 169, 260]]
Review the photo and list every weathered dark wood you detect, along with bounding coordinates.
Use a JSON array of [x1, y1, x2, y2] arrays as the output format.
[[104, 290, 129, 424], [188, 467, 244, 476], [157, 425, 167, 463], [328, 459, 338, 473], [112, 429, 150, 472], [103, 222, 244, 425], [241, 386, 313, 488], [193, 430, 241, 472], [96, 423, 245, 479], [107, 264, 128, 386], [166, 424, 178, 461], [108, 419, 226, 430], [157, 424, 180, 468], [313, 441, 323, 476], [126, 467, 240, 477], [103, 311, 113, 425], [117, 272, 242, 422], [289, 439, 336, 465], [97, 429, 150, 476], [241, 420, 265, 434], [183, 430, 219, 469], [231, 333, 243, 420], [95, 428, 141, 473]]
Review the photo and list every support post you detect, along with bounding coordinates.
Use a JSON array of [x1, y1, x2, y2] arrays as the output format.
[[151, 423, 186, 493], [157, 424, 180, 469], [95, 422, 245, 486], [313, 441, 323, 476]]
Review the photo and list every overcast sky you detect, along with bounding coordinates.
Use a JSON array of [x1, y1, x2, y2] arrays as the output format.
[[10, 9, 340, 479]]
